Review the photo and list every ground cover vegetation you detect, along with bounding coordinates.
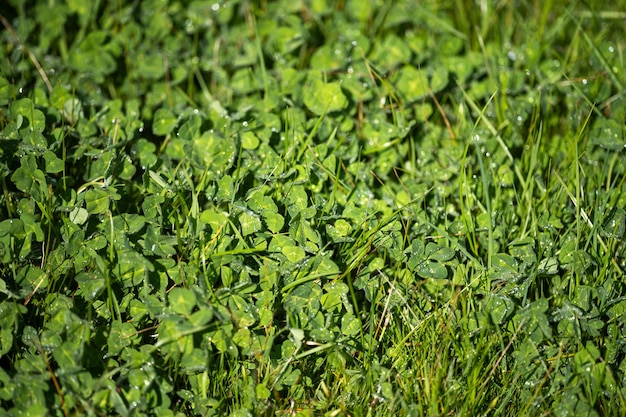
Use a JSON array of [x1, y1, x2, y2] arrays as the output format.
[[1, 0, 625, 415]]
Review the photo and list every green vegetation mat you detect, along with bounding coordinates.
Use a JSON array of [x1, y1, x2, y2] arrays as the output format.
[[1, 0, 625, 415]]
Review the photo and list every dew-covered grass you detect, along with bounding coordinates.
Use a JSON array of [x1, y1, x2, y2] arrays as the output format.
[[0, 1, 625, 416]]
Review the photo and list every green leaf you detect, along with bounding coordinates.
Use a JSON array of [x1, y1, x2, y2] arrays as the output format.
[[20, 213, 44, 242], [487, 295, 515, 325], [10, 99, 46, 132], [406, 239, 425, 271], [263, 212, 285, 234], [85, 188, 111, 214], [62, 98, 84, 125], [425, 243, 455, 262], [239, 210, 262, 236], [571, 286, 593, 311], [42, 151, 64, 174], [538, 256, 559, 274], [231, 68, 260, 94], [513, 299, 552, 343], [416, 260, 448, 279], [283, 282, 322, 326], [191, 131, 236, 177], [136, 53, 166, 80], [132, 138, 158, 169], [143, 225, 177, 256], [491, 253, 518, 281], [0, 218, 24, 241], [303, 77, 349, 115], [606, 300, 626, 322], [180, 348, 207, 373], [129, 299, 148, 322], [341, 312, 361, 336], [269, 235, 296, 253], [508, 238, 537, 265], [69, 207, 89, 225], [206, 322, 234, 355], [114, 249, 154, 287], [168, 287, 197, 316], [558, 240, 592, 271], [107, 321, 139, 356], [157, 317, 194, 358], [286, 185, 309, 214], [394, 64, 449, 102], [153, 108, 179, 136], [11, 155, 47, 202], [321, 282, 348, 312], [369, 34, 412, 68], [282, 245, 306, 263], [142, 195, 164, 219], [256, 383, 271, 400], [0, 77, 14, 106], [52, 339, 82, 371], [68, 30, 116, 80], [248, 193, 278, 213], [268, 26, 304, 55], [216, 175, 235, 202], [189, 308, 213, 327], [200, 209, 229, 235], [229, 294, 257, 328], [311, 255, 339, 276]]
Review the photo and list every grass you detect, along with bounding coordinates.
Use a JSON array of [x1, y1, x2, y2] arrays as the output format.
[[0, 0, 625, 416]]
